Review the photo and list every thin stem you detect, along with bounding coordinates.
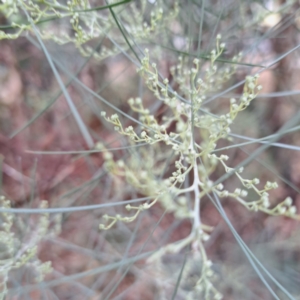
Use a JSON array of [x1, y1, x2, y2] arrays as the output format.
[[192, 157, 201, 232]]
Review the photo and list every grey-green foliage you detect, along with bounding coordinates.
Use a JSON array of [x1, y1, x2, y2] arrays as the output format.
[[0, 196, 59, 299], [98, 42, 299, 299], [0, 0, 300, 299], [0, 0, 178, 60]]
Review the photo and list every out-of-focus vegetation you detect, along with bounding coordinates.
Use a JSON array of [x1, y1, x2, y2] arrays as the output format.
[[0, 0, 300, 299]]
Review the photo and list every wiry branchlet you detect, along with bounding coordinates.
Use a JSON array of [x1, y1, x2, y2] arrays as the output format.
[[97, 32, 299, 299]]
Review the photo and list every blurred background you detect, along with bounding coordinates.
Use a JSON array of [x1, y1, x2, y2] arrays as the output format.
[[0, 0, 300, 299]]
